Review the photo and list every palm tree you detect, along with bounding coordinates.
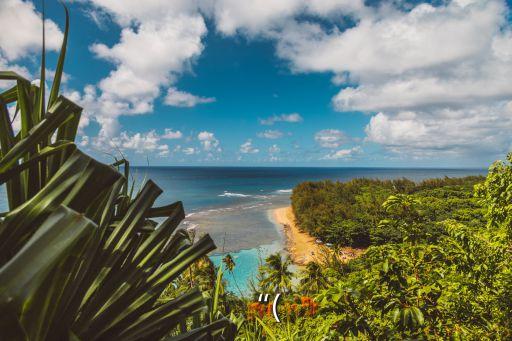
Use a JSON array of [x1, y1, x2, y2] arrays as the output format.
[[260, 253, 293, 293], [222, 254, 244, 297], [299, 261, 327, 295], [223, 254, 235, 272]]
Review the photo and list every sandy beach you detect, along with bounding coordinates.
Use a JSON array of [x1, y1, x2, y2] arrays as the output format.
[[272, 206, 365, 265]]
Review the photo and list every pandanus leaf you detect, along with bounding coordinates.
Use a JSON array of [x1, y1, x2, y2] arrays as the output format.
[[0, 3, 235, 340]]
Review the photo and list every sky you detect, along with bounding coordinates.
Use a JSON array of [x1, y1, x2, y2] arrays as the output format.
[[1, 0, 512, 167]]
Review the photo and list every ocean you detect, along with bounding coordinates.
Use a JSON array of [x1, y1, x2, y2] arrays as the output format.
[[0, 167, 487, 295]]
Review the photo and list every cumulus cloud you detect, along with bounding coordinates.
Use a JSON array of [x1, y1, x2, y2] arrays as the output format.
[[257, 129, 284, 139], [314, 129, 348, 148], [87, 0, 207, 26], [322, 146, 361, 160], [240, 139, 259, 154], [212, 0, 365, 36], [0, 0, 63, 89], [79, 136, 90, 147], [68, 1, 210, 140], [265, 0, 512, 158], [365, 105, 512, 159], [162, 129, 183, 139], [109, 130, 170, 156], [183, 147, 199, 155], [259, 113, 303, 125], [0, 55, 31, 89], [277, 1, 503, 77], [165, 87, 215, 107], [0, 0, 63, 61], [89, 14, 206, 112], [198, 131, 221, 151], [10, 0, 510, 162]]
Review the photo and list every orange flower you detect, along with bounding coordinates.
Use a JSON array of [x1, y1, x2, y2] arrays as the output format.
[[266, 303, 272, 316], [300, 296, 308, 305]]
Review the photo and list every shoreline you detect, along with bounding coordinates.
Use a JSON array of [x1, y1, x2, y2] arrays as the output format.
[[271, 206, 324, 265], [271, 206, 365, 265]]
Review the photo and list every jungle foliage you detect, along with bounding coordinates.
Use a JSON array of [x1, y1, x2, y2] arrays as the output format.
[[291, 176, 485, 247], [226, 160, 512, 339]]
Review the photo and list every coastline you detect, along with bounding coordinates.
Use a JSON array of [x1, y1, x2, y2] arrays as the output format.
[[271, 206, 324, 265], [271, 206, 365, 265]]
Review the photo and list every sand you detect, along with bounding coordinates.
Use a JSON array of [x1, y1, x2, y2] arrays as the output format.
[[272, 206, 365, 265]]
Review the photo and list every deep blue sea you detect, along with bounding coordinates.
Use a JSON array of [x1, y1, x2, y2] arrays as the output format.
[[0, 167, 487, 295]]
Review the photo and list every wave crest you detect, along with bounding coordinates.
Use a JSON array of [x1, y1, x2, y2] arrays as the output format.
[[275, 189, 292, 194], [219, 191, 251, 198]]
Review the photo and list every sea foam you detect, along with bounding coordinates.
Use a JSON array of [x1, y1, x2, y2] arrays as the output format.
[[219, 191, 251, 198], [275, 189, 292, 193]]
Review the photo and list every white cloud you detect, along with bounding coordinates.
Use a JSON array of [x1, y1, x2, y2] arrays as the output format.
[[257, 129, 284, 139], [108, 130, 170, 156], [213, 0, 301, 36], [269, 144, 280, 154], [64, 85, 120, 138], [263, 0, 512, 159], [157, 145, 170, 156], [165, 87, 215, 107], [90, 14, 206, 110], [0, 55, 31, 89], [240, 139, 259, 154], [276, 1, 504, 78], [259, 113, 303, 125], [0, 0, 63, 89], [198, 131, 220, 151], [322, 146, 361, 160], [183, 147, 199, 155], [0, 0, 63, 61], [84, 7, 110, 30], [314, 129, 348, 148], [11, 0, 510, 162], [46, 68, 70, 84], [365, 104, 512, 158], [213, 0, 365, 36], [87, 0, 207, 26], [162, 128, 183, 139], [79, 135, 90, 147], [272, 2, 509, 105], [73, 2, 209, 139]]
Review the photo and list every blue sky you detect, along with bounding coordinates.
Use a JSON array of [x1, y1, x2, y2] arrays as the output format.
[[2, 0, 512, 167]]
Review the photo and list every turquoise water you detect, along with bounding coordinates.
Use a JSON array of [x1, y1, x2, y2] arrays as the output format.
[[210, 241, 282, 296], [0, 166, 487, 295]]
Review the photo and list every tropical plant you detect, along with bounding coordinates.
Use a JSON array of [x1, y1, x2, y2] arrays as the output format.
[[298, 262, 326, 295], [379, 194, 424, 244], [0, 3, 234, 340], [222, 254, 244, 297], [291, 176, 483, 248], [475, 152, 512, 238], [260, 253, 293, 294], [232, 165, 510, 339]]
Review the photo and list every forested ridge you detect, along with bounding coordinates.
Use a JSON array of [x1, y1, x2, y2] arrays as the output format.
[[291, 176, 485, 247]]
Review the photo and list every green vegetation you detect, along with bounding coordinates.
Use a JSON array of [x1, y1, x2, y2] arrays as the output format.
[[225, 166, 511, 339], [291, 176, 485, 247], [2, 4, 512, 340], [0, 5, 234, 340]]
